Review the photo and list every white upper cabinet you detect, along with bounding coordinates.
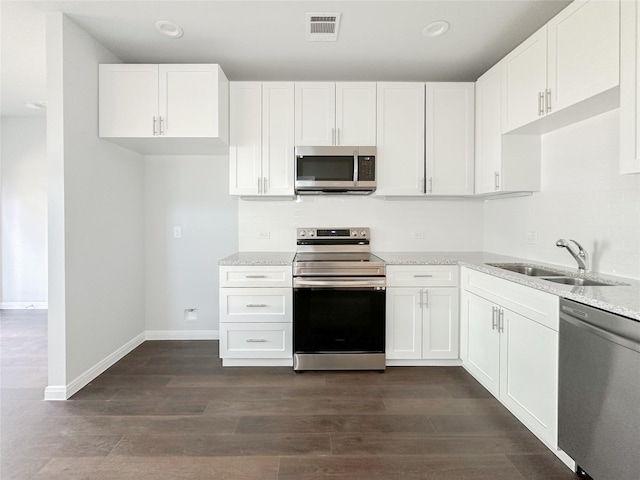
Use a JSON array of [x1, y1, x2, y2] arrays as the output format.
[[99, 64, 229, 153], [501, 27, 548, 133], [547, 0, 619, 113], [295, 82, 376, 146], [621, 0, 640, 174], [425, 83, 475, 195], [502, 0, 619, 134], [335, 83, 377, 146], [375, 83, 425, 196], [99, 64, 159, 138], [475, 63, 541, 195], [229, 82, 295, 196]]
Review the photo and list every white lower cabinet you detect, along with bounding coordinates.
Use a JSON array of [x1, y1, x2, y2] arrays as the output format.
[[219, 266, 293, 366], [460, 268, 571, 466], [385, 266, 459, 364]]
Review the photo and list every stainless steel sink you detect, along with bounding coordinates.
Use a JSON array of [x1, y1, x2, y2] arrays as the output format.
[[486, 263, 564, 277], [543, 277, 619, 287]]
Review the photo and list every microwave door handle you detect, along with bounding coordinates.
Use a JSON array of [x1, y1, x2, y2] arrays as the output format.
[[353, 150, 358, 186]]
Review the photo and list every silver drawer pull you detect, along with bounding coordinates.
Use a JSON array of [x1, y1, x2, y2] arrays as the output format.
[[245, 275, 267, 278], [413, 274, 433, 278], [246, 338, 267, 343], [246, 304, 268, 308]]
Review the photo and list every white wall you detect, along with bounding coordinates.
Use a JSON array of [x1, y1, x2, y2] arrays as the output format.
[[1, 116, 48, 307], [144, 155, 237, 335], [239, 196, 484, 252], [484, 110, 640, 279], [47, 14, 145, 396]]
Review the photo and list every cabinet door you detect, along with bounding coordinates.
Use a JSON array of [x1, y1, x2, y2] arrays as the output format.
[[475, 63, 503, 195], [461, 291, 500, 396], [229, 82, 262, 195], [500, 308, 558, 446], [375, 83, 425, 196], [620, 0, 639, 174], [159, 65, 223, 137], [335, 82, 377, 146], [425, 83, 474, 195], [501, 26, 548, 133], [99, 64, 158, 138], [386, 288, 422, 359], [262, 82, 295, 196], [295, 82, 336, 146], [547, 0, 619, 114], [422, 287, 459, 359]]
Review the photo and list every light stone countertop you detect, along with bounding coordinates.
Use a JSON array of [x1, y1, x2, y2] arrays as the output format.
[[376, 251, 640, 322], [218, 250, 640, 321], [219, 252, 295, 266]]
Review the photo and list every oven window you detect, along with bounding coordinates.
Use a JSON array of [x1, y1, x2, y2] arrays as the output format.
[[296, 156, 354, 181], [294, 288, 385, 353]]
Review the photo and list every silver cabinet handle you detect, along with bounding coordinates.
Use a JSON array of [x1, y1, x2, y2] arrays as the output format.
[[245, 275, 267, 279], [428, 177, 433, 194], [159, 116, 164, 135], [413, 274, 433, 278], [420, 177, 425, 193], [246, 304, 268, 308], [337, 127, 340, 145], [538, 92, 545, 116], [257, 177, 262, 194], [494, 171, 500, 191], [246, 338, 267, 343], [419, 289, 423, 308], [423, 289, 429, 308], [263, 177, 267, 194], [499, 308, 505, 333], [331, 128, 335, 145], [492, 306, 498, 330], [153, 116, 158, 136], [545, 88, 552, 113]]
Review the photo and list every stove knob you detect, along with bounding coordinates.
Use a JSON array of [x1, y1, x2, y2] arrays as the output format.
[[360, 230, 367, 237], [309, 231, 315, 237], [299, 230, 306, 237], [351, 231, 357, 237]]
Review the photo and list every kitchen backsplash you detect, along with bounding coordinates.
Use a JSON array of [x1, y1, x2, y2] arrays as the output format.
[[484, 110, 640, 280], [238, 196, 484, 252]]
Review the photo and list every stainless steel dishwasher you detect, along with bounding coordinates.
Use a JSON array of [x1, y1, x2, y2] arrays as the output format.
[[558, 298, 640, 480]]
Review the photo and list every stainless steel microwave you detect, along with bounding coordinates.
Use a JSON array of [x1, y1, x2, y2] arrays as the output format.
[[294, 146, 376, 195]]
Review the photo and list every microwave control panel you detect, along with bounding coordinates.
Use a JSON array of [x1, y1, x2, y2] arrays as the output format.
[[358, 156, 375, 181]]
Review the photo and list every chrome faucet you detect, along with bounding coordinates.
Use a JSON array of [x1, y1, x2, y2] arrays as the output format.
[[556, 239, 589, 273]]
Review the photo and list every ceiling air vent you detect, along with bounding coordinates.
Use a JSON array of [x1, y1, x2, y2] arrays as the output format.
[[306, 13, 341, 42]]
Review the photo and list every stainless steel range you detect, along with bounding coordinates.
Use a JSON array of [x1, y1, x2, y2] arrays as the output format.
[[293, 227, 386, 371]]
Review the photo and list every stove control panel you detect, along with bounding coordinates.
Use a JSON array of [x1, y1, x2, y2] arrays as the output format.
[[297, 228, 370, 241]]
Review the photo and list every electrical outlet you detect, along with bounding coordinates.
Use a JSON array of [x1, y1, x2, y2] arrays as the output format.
[[258, 232, 271, 239], [173, 226, 182, 239], [526, 230, 538, 245], [411, 231, 425, 239]]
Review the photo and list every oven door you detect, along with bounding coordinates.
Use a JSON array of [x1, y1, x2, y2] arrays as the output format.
[[293, 278, 385, 355]]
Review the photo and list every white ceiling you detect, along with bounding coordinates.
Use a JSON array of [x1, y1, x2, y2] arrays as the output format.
[[1, 0, 572, 117]]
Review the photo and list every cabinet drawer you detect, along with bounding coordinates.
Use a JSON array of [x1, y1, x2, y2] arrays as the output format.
[[386, 265, 459, 287], [220, 288, 292, 323], [461, 268, 559, 331], [219, 266, 292, 287], [220, 322, 292, 359]]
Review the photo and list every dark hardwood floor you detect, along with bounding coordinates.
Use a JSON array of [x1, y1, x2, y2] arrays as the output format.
[[1, 309, 580, 479]]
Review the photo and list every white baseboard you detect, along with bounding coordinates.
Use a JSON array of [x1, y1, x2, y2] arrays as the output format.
[[385, 359, 463, 367], [44, 332, 145, 401], [1, 302, 48, 310], [145, 330, 219, 340]]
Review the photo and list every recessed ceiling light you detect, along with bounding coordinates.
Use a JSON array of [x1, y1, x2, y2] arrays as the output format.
[[422, 20, 450, 38], [155, 20, 184, 39], [25, 101, 46, 110]]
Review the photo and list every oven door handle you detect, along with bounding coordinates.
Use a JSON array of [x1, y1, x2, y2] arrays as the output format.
[[293, 277, 385, 289]]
